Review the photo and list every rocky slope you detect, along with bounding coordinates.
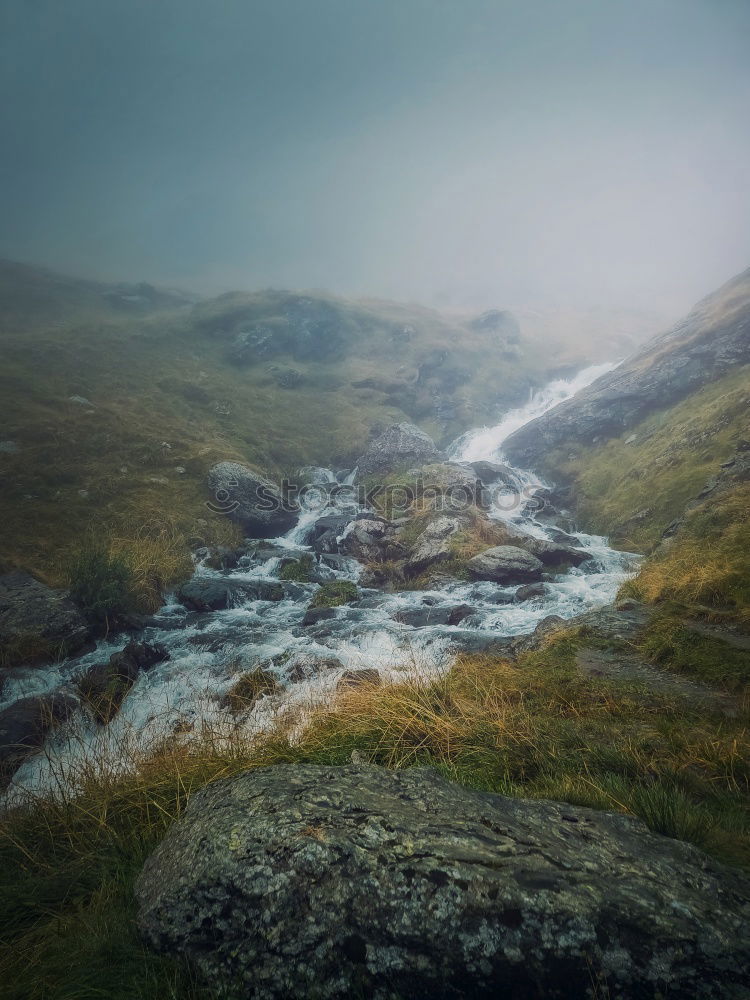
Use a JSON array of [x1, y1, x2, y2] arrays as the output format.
[[503, 266, 750, 470]]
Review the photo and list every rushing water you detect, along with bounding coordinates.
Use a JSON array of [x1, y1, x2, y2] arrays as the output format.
[[2, 364, 639, 801]]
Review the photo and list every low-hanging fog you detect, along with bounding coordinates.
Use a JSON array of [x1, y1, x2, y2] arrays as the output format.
[[1, 0, 749, 314]]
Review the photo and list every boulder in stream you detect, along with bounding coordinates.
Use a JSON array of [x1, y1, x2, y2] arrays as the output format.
[[207, 462, 297, 537], [355, 422, 441, 478], [467, 545, 544, 583], [0, 690, 79, 784]]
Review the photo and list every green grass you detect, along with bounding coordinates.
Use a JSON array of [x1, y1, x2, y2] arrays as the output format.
[[541, 365, 750, 551], [638, 611, 750, 693], [278, 554, 314, 582], [2, 628, 749, 998], [309, 581, 358, 608], [0, 265, 611, 596]]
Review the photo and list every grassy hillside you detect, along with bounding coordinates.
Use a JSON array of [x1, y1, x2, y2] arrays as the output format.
[[537, 362, 750, 687], [0, 260, 646, 594], [543, 364, 750, 551]]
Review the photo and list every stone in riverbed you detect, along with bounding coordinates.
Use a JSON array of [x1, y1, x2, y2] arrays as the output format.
[[355, 422, 441, 478], [177, 578, 283, 611], [0, 690, 79, 783], [135, 763, 750, 1000], [467, 545, 543, 583], [392, 602, 475, 627], [207, 462, 297, 538]]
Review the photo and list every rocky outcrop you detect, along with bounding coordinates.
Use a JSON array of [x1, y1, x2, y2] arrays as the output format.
[[355, 422, 440, 478], [403, 515, 462, 576], [206, 462, 297, 538], [136, 763, 750, 1000], [467, 545, 544, 583], [504, 267, 750, 469], [0, 571, 92, 666], [339, 518, 405, 563], [415, 462, 484, 509]]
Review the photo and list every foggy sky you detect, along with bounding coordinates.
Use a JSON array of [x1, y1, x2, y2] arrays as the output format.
[[1, 0, 749, 312]]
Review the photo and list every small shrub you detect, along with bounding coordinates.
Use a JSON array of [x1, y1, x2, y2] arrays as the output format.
[[68, 541, 135, 625], [309, 581, 358, 609]]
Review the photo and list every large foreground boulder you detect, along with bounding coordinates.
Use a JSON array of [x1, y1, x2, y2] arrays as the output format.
[[136, 764, 750, 1000], [467, 544, 544, 583], [0, 571, 92, 666], [355, 422, 440, 478], [207, 462, 297, 538]]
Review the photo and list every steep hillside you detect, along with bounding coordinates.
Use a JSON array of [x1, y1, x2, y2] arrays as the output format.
[[503, 267, 750, 470], [0, 261, 647, 590], [500, 267, 750, 669]]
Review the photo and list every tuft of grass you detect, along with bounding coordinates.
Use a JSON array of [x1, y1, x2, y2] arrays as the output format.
[[621, 483, 750, 617], [67, 539, 135, 625], [309, 581, 358, 609]]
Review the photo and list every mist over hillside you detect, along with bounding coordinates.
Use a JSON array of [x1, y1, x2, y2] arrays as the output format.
[[1, 3, 750, 999]]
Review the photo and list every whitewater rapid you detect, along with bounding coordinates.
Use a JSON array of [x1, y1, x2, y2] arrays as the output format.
[[2, 363, 639, 801]]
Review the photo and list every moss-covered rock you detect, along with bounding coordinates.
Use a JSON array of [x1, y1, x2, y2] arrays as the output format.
[[308, 581, 359, 610]]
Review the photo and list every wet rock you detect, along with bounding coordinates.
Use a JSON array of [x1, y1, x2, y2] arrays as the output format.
[[415, 463, 484, 510], [403, 515, 462, 576], [301, 606, 338, 627], [309, 514, 353, 554], [0, 571, 92, 666], [317, 552, 357, 574], [355, 422, 440, 478], [524, 538, 592, 568], [336, 669, 381, 690], [467, 545, 544, 583], [0, 690, 79, 783], [297, 466, 335, 485], [469, 460, 523, 491], [137, 763, 750, 1000], [514, 582, 547, 602], [202, 545, 245, 570], [393, 603, 475, 628], [220, 669, 280, 714], [207, 462, 297, 537], [77, 640, 169, 724], [445, 630, 516, 655], [339, 519, 405, 563], [177, 578, 283, 611], [286, 657, 343, 683]]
